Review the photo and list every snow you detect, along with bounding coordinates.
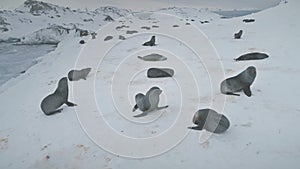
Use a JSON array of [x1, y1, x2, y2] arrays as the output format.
[[1, 0, 300, 168]]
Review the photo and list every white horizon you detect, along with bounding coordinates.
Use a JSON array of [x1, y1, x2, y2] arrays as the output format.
[[0, 0, 281, 11]]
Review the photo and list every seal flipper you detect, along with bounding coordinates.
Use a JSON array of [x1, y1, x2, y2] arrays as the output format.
[[224, 92, 240, 96], [65, 101, 77, 107], [44, 108, 63, 116], [133, 112, 148, 118], [157, 105, 169, 110], [132, 104, 138, 112], [187, 126, 204, 130], [243, 85, 252, 97]]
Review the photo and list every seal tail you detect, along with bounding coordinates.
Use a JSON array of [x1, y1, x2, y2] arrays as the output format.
[[137, 56, 143, 60], [243, 86, 252, 97], [66, 101, 77, 107]]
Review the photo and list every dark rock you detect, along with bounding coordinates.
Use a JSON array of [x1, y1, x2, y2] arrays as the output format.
[[79, 40, 85, 44], [83, 18, 93, 22], [104, 15, 114, 21], [119, 35, 126, 40], [76, 29, 89, 37]]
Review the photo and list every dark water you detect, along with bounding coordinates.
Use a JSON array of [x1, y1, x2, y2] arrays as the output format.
[[0, 43, 56, 85]]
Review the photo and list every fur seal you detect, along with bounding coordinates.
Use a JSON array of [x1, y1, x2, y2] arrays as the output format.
[[234, 30, 243, 39], [243, 19, 255, 23], [234, 52, 269, 61], [188, 109, 230, 134], [132, 86, 168, 117], [220, 66, 256, 97], [68, 68, 91, 81], [142, 36, 156, 46], [40, 77, 77, 115], [137, 53, 167, 61], [104, 36, 113, 41], [147, 68, 174, 78]]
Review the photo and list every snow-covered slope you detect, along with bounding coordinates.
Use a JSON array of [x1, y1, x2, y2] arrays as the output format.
[[0, 0, 300, 169], [0, 0, 131, 40]]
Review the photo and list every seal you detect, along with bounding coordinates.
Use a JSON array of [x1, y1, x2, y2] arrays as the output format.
[[68, 68, 92, 81], [234, 30, 243, 39], [132, 86, 168, 117], [243, 19, 255, 23], [40, 77, 77, 115], [137, 53, 167, 61], [220, 66, 256, 97], [142, 36, 156, 46], [234, 52, 269, 61], [147, 68, 174, 78], [188, 109, 230, 134]]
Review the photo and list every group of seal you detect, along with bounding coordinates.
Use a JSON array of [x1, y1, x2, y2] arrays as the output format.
[[196, 21, 269, 133], [132, 36, 171, 117], [188, 66, 256, 133], [40, 68, 92, 115]]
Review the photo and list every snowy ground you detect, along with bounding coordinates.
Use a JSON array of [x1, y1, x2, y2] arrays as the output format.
[[0, 0, 300, 168]]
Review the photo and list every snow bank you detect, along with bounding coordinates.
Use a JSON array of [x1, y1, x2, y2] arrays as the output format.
[[19, 24, 71, 45]]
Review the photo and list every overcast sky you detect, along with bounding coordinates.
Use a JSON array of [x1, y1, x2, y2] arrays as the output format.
[[0, 0, 281, 11]]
